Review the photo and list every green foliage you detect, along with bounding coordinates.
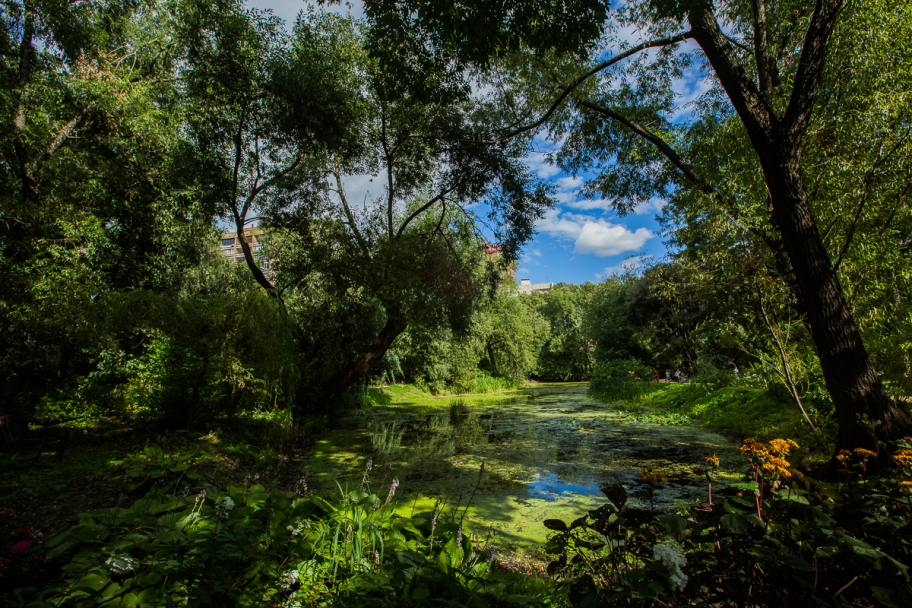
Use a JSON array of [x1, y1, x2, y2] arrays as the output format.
[[589, 358, 658, 402], [13, 450, 537, 608], [542, 440, 912, 607], [530, 283, 595, 381]]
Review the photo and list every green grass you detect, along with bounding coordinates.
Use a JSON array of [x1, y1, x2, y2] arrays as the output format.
[[365, 382, 526, 413], [633, 383, 826, 449]]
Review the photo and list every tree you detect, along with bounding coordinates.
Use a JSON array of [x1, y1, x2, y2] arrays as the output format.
[[0, 0, 215, 404], [531, 283, 595, 381], [233, 10, 556, 409]]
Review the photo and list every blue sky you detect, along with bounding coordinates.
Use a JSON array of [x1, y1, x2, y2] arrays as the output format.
[[244, 0, 708, 285]]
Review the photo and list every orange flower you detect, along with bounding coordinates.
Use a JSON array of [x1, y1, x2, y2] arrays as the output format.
[[894, 449, 912, 466], [705, 454, 719, 466], [836, 449, 852, 462], [640, 468, 669, 484], [853, 448, 877, 459]]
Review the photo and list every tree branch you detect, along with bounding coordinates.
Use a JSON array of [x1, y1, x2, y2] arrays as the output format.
[[781, 0, 844, 142], [332, 155, 370, 252], [751, 0, 774, 94], [380, 103, 395, 239], [689, 8, 777, 143], [34, 106, 91, 173], [577, 99, 713, 195], [489, 31, 694, 144], [396, 181, 463, 238]]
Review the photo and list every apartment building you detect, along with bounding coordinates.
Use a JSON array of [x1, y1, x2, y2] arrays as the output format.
[[220, 228, 270, 273], [516, 278, 554, 295]]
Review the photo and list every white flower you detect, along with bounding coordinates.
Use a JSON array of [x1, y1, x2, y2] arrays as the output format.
[[653, 540, 688, 592], [216, 496, 235, 515], [105, 554, 136, 573], [279, 569, 300, 589], [286, 517, 311, 536]]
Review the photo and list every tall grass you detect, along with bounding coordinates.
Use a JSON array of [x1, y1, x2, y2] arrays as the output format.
[[468, 374, 521, 394]]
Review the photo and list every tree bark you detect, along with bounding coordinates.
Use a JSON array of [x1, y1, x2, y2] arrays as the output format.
[[318, 311, 408, 408]]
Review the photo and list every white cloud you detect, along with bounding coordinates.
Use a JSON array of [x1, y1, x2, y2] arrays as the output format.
[[597, 255, 650, 278], [528, 151, 561, 179], [632, 197, 665, 216], [567, 198, 613, 211], [538, 210, 652, 257]]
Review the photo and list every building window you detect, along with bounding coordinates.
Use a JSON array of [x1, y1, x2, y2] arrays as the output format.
[[221, 238, 235, 246]]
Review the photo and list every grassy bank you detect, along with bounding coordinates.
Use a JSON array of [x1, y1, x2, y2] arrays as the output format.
[[607, 383, 828, 452]]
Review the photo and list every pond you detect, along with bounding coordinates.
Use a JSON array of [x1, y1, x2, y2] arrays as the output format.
[[300, 382, 743, 549]]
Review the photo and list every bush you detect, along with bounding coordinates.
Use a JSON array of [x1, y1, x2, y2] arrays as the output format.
[[589, 358, 658, 402]]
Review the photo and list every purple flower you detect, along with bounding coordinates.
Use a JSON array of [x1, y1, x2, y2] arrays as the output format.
[[366, 458, 373, 472], [11, 540, 32, 555], [13, 527, 36, 541]]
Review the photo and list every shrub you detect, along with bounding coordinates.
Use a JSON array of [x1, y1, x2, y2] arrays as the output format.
[[589, 358, 657, 402]]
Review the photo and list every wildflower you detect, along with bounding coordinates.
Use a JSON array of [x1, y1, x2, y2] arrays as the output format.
[[653, 540, 688, 592], [900, 481, 912, 487], [286, 518, 311, 536], [279, 569, 299, 589], [105, 554, 136, 573], [215, 496, 235, 515], [640, 468, 668, 485], [0, 509, 15, 520], [456, 525, 463, 548], [12, 527, 37, 541], [894, 448, 912, 466], [11, 540, 31, 555], [853, 448, 877, 459], [769, 439, 799, 453], [741, 438, 768, 456], [365, 458, 373, 472], [705, 454, 719, 467], [836, 449, 852, 462], [386, 478, 400, 503]]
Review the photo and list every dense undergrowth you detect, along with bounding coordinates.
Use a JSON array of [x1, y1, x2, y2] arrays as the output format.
[[543, 436, 912, 607]]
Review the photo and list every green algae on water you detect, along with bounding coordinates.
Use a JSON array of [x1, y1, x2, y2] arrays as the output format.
[[301, 383, 742, 548]]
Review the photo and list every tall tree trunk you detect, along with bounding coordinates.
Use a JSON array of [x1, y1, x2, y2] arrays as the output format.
[[764, 157, 911, 453], [319, 311, 408, 408]]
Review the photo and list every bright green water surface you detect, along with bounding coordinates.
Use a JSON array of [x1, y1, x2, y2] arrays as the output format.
[[301, 383, 742, 549]]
